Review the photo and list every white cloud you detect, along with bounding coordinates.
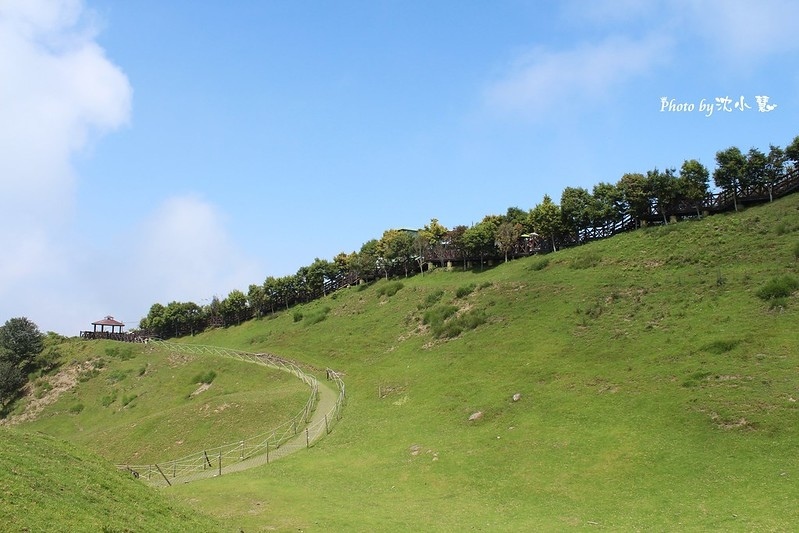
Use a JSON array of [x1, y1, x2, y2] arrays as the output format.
[[0, 0, 131, 331], [125, 195, 262, 310], [484, 34, 672, 120]]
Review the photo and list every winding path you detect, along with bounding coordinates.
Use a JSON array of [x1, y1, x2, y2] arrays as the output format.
[[121, 342, 346, 486]]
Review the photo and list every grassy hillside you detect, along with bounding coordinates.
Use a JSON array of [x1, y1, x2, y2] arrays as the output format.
[[15, 194, 799, 531], [0, 427, 223, 532], [21, 340, 311, 464]]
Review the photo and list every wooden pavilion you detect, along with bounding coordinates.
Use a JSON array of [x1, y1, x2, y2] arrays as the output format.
[[91, 316, 125, 334]]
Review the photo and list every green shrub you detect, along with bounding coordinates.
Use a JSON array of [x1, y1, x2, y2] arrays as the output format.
[[376, 281, 404, 297], [756, 275, 799, 301], [69, 403, 84, 414], [455, 283, 476, 299], [293, 311, 304, 323], [423, 305, 458, 335], [106, 369, 130, 384], [702, 339, 741, 354], [529, 257, 550, 271], [304, 306, 331, 326], [793, 241, 799, 260], [191, 370, 217, 385], [101, 390, 118, 407], [570, 251, 602, 270], [121, 394, 137, 407], [419, 290, 444, 309]]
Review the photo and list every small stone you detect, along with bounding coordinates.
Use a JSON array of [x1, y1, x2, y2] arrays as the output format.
[[468, 411, 483, 421], [512, 393, 522, 402]]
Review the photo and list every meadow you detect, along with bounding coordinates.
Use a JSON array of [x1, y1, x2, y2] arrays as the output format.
[[6, 193, 799, 531]]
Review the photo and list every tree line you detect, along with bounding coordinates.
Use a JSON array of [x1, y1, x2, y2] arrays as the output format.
[[138, 135, 799, 339]]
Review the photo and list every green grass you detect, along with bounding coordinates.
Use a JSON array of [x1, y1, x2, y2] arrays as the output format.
[[24, 341, 310, 465], [11, 194, 799, 531], [0, 428, 223, 531]]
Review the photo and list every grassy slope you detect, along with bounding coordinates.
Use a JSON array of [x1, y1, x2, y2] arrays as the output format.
[[24, 341, 311, 465], [0, 427, 223, 532], [12, 195, 799, 532], [173, 195, 799, 532]]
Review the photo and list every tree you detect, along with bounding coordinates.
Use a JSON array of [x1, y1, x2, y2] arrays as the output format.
[[529, 195, 562, 251], [221, 290, 249, 325], [616, 173, 650, 224], [714, 146, 746, 211], [591, 182, 622, 225], [463, 221, 496, 270], [447, 225, 469, 271], [504, 206, 530, 230], [785, 135, 799, 166], [678, 159, 710, 217], [646, 167, 679, 224], [0, 360, 25, 406], [353, 239, 380, 281], [744, 147, 768, 193], [420, 218, 449, 268], [560, 186, 593, 238], [764, 144, 787, 202], [495, 221, 523, 262], [380, 229, 415, 278], [248, 284, 268, 318], [0, 317, 45, 370]]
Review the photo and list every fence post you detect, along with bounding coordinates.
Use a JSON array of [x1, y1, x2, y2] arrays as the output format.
[[325, 414, 329, 434], [306, 427, 310, 448], [218, 452, 222, 477], [154, 463, 172, 487], [266, 441, 270, 464]]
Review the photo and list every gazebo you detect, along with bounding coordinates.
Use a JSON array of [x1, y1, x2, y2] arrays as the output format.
[[91, 316, 125, 334]]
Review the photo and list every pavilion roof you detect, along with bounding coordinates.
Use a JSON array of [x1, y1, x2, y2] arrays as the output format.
[[92, 316, 125, 327]]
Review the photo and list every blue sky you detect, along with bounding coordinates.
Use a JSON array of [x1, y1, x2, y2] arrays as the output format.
[[1, 0, 798, 335]]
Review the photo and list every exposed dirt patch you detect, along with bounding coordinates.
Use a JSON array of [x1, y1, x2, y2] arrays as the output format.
[[1, 360, 98, 426], [190, 382, 212, 396]]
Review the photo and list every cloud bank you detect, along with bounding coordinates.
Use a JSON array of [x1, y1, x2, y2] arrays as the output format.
[[0, 1, 259, 334]]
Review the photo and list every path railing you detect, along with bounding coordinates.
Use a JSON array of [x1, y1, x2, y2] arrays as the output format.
[[118, 341, 346, 486]]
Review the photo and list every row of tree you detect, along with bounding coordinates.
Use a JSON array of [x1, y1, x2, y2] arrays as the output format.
[[138, 135, 799, 339]]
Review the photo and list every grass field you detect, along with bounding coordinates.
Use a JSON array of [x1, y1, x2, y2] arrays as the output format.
[[9, 193, 799, 531]]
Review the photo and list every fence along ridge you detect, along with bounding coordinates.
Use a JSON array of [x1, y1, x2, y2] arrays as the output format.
[[118, 341, 346, 486]]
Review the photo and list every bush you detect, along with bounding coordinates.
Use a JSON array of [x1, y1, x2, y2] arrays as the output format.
[[293, 311, 304, 323], [191, 370, 217, 385], [793, 241, 799, 260], [702, 339, 741, 354], [570, 251, 601, 270], [0, 360, 25, 404], [376, 281, 404, 297], [419, 290, 444, 310], [756, 275, 799, 301], [101, 390, 118, 407], [69, 403, 85, 414], [529, 257, 550, 271], [455, 283, 476, 299], [105, 346, 134, 361], [121, 394, 137, 407], [304, 306, 331, 326]]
